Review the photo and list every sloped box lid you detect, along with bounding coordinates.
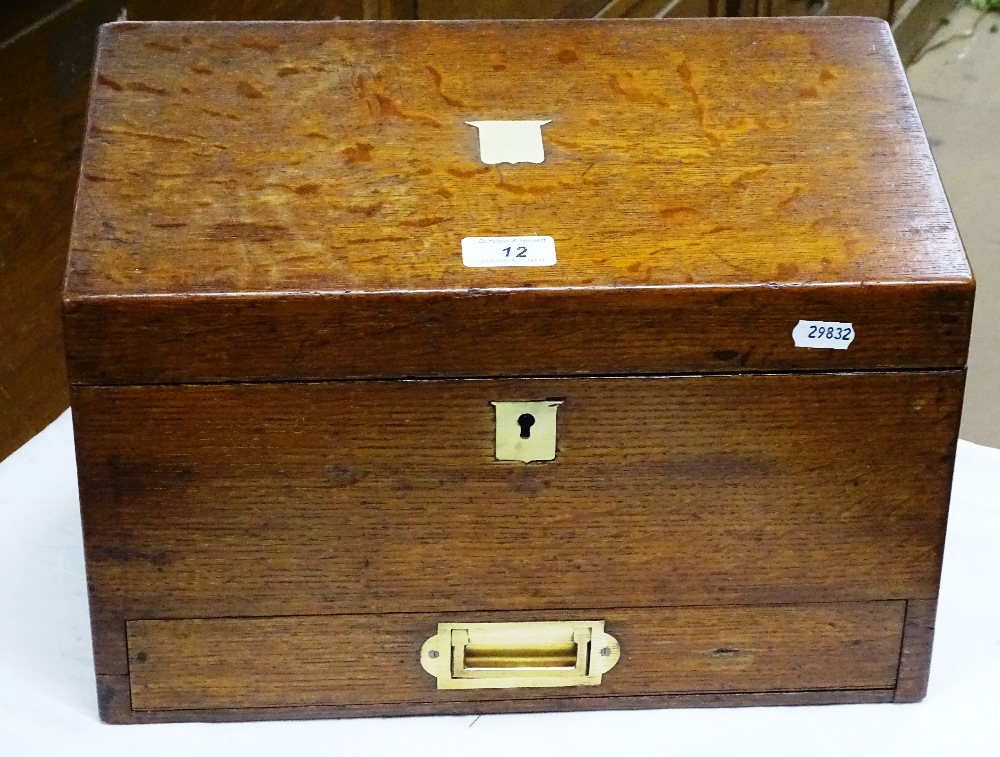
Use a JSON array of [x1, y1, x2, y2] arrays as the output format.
[[64, 18, 973, 385]]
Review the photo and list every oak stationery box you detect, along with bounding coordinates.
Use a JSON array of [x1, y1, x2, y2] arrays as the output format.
[[65, 18, 973, 723]]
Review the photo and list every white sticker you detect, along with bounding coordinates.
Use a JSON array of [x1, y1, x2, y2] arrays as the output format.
[[465, 120, 551, 165], [793, 320, 855, 350], [461, 236, 556, 267]]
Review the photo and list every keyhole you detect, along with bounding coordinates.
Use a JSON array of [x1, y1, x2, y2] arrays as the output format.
[[517, 413, 535, 439]]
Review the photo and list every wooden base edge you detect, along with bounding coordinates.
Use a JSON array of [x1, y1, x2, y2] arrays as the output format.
[[894, 599, 938, 702], [96, 674, 133, 723], [94, 676, 895, 725]]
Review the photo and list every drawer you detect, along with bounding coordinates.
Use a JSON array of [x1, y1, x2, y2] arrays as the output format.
[[127, 602, 905, 712]]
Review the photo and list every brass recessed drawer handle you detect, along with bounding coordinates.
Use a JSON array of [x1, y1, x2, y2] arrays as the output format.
[[420, 620, 621, 690]]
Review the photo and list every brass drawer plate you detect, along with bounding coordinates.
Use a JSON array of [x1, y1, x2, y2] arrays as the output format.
[[420, 620, 620, 690]]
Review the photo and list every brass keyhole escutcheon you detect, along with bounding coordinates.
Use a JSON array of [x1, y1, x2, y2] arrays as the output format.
[[491, 401, 562, 462], [517, 413, 535, 439]]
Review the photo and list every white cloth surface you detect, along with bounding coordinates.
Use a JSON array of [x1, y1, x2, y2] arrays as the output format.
[[1, 412, 998, 756]]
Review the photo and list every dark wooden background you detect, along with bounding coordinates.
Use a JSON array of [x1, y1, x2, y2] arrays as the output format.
[[0, 0, 957, 460]]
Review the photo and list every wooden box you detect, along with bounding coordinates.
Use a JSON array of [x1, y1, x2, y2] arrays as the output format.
[[65, 18, 974, 723]]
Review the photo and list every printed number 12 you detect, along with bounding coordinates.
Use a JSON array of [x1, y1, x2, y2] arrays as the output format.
[[502, 246, 528, 258]]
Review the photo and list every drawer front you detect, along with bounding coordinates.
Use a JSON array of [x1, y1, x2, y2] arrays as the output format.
[[74, 371, 962, 674], [127, 602, 905, 711]]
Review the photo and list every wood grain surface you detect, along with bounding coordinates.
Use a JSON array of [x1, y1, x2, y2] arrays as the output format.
[[894, 598, 937, 702], [96, 671, 895, 723], [126, 602, 905, 711], [63, 18, 973, 384], [74, 370, 963, 675], [65, 282, 973, 385]]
